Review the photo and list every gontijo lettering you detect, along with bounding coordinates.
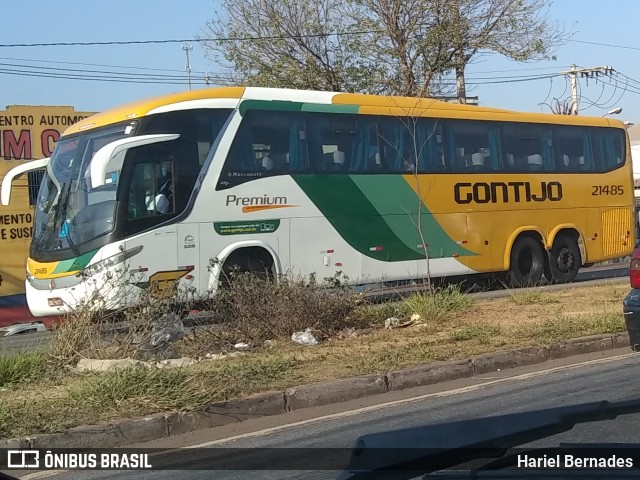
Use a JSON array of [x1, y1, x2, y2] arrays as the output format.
[[225, 194, 288, 206], [454, 181, 563, 204]]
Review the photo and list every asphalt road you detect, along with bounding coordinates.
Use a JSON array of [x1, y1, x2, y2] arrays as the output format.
[[15, 349, 640, 480]]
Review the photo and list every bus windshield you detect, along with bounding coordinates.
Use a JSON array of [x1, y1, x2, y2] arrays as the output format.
[[33, 122, 137, 254]]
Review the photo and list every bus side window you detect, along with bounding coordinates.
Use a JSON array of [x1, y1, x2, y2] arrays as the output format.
[[378, 116, 416, 173], [591, 127, 625, 172], [501, 124, 553, 172], [415, 119, 445, 173], [444, 121, 497, 173], [220, 110, 309, 184], [306, 113, 376, 173], [554, 126, 592, 172]]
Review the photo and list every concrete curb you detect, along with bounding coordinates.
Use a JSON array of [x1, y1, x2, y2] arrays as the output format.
[[4, 332, 632, 449]]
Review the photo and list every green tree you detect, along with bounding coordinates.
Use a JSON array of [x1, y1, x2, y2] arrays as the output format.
[[343, 0, 458, 96], [201, 0, 568, 98], [200, 0, 386, 92], [442, 0, 568, 102]]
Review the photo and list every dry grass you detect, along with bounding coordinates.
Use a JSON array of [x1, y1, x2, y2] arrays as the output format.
[[0, 282, 628, 438], [179, 271, 368, 356], [50, 270, 368, 363]]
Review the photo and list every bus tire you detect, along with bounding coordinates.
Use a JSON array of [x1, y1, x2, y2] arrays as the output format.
[[507, 236, 545, 288], [547, 234, 581, 284], [219, 252, 274, 288]]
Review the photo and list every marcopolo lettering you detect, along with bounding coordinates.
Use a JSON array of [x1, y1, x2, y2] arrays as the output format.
[[454, 181, 563, 204], [225, 194, 287, 207]]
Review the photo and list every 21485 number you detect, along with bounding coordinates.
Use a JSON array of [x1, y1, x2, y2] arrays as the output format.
[[592, 185, 624, 196]]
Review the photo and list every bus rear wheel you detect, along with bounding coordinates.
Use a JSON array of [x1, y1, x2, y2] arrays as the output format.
[[507, 236, 545, 288], [546, 234, 581, 284]]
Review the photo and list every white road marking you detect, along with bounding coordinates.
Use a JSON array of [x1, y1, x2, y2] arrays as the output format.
[[18, 351, 638, 480]]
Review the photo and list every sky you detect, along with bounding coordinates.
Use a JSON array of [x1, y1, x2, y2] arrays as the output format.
[[1, 0, 640, 122]]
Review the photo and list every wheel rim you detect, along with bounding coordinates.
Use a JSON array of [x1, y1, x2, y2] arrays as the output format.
[[556, 247, 576, 273]]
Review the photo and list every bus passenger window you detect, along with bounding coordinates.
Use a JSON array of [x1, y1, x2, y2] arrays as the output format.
[[554, 126, 591, 172], [306, 114, 358, 173], [591, 127, 625, 172], [501, 124, 553, 172], [444, 121, 498, 173], [219, 110, 308, 187], [376, 117, 442, 173]]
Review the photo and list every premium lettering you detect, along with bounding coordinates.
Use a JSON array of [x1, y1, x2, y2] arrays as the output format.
[[226, 194, 287, 206]]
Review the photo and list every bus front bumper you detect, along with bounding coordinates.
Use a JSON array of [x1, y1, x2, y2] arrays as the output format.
[[24, 274, 139, 317]]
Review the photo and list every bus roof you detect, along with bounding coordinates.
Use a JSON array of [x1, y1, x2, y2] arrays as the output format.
[[63, 86, 622, 137]]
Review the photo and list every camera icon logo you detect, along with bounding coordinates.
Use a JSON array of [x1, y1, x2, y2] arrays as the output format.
[[7, 450, 39, 469]]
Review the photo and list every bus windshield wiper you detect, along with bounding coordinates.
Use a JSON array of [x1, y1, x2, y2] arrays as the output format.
[[337, 399, 640, 480]]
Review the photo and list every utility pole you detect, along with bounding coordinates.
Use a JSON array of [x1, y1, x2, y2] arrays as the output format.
[[182, 44, 193, 90], [560, 65, 615, 115]]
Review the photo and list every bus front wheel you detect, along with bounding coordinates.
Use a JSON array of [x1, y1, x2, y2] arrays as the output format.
[[546, 234, 581, 284], [507, 236, 545, 288]]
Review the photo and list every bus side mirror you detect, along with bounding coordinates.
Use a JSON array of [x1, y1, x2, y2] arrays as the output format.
[[1, 157, 50, 206], [90, 134, 180, 189]]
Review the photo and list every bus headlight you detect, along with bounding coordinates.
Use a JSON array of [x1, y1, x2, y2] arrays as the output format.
[[81, 245, 143, 278]]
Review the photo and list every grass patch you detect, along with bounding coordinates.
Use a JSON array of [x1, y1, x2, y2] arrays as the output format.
[[353, 301, 411, 325], [526, 312, 624, 343], [403, 284, 473, 322], [68, 367, 212, 413], [508, 290, 561, 306], [0, 351, 49, 388], [450, 324, 503, 344]]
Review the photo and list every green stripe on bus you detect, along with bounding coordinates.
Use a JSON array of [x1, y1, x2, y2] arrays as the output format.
[[300, 104, 359, 114], [291, 175, 422, 261], [239, 100, 303, 113], [52, 249, 99, 274], [238, 100, 359, 115], [350, 175, 475, 258]]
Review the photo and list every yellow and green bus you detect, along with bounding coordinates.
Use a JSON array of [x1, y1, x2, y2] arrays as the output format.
[[1, 87, 635, 316]]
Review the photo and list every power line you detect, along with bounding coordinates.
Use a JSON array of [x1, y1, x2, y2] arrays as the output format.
[[0, 68, 227, 85], [0, 55, 210, 75], [468, 65, 570, 75], [0, 30, 388, 48], [0, 61, 193, 79], [0, 57, 561, 86], [567, 39, 640, 52], [2, 31, 624, 50]]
